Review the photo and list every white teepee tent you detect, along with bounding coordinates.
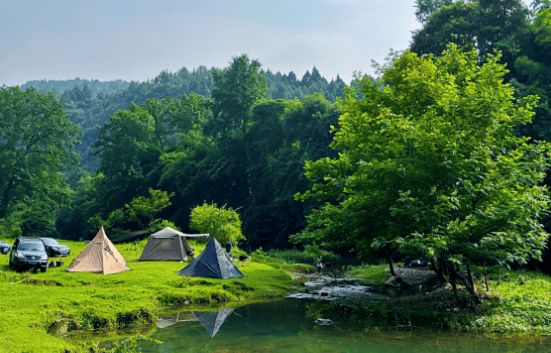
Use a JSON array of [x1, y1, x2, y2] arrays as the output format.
[[67, 227, 129, 274]]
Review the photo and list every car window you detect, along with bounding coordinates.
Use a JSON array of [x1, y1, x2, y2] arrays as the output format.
[[19, 242, 45, 251], [40, 238, 58, 246]]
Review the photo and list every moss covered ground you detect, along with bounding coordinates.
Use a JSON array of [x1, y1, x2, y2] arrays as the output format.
[[0, 239, 294, 353]]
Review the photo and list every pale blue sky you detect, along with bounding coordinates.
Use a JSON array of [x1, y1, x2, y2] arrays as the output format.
[[1, 1, 424, 85]]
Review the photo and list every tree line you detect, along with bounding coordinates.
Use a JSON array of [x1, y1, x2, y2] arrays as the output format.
[[26, 66, 345, 171]]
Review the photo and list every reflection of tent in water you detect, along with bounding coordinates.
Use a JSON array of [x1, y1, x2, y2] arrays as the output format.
[[156, 312, 196, 329], [178, 237, 244, 279], [193, 309, 234, 338]]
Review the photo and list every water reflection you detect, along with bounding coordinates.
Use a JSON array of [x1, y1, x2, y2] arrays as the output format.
[[142, 300, 551, 353], [193, 309, 234, 338], [156, 308, 234, 338], [156, 312, 196, 329]]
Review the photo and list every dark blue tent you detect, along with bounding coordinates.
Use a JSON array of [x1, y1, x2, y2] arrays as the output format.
[[178, 237, 244, 279]]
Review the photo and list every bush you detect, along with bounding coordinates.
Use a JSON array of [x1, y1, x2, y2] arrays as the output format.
[[190, 202, 245, 245]]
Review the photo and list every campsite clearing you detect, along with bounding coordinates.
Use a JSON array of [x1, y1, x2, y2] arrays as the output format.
[[0, 239, 294, 353]]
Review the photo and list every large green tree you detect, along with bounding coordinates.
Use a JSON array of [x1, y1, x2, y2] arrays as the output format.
[[0, 87, 80, 236], [295, 46, 550, 296], [411, 0, 551, 273], [207, 55, 268, 208], [94, 104, 160, 212]]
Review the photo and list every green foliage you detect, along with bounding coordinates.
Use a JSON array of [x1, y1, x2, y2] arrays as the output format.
[[190, 203, 245, 244], [411, 0, 551, 142], [146, 219, 177, 233], [415, 0, 455, 23], [243, 95, 339, 248], [25, 65, 344, 172], [0, 87, 80, 237], [295, 46, 551, 294], [125, 189, 173, 225], [22, 78, 129, 98], [411, 0, 551, 272], [210, 55, 268, 140], [303, 245, 339, 264], [95, 104, 161, 211], [25, 55, 342, 248], [92, 189, 173, 237]]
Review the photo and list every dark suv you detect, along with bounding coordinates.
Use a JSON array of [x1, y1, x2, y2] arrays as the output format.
[[9, 238, 49, 272], [39, 238, 70, 257]]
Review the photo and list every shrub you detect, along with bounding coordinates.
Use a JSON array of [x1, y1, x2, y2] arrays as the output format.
[[190, 202, 245, 244]]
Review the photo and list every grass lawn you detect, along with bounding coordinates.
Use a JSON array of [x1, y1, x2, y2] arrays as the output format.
[[0, 239, 294, 353]]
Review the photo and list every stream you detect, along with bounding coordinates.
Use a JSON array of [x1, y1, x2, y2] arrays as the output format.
[[138, 274, 551, 353]]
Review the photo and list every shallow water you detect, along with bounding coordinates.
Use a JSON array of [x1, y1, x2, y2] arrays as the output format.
[[139, 299, 551, 353]]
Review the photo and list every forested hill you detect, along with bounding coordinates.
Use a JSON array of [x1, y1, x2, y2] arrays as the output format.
[[23, 66, 345, 103], [23, 66, 345, 171], [21, 78, 130, 98]]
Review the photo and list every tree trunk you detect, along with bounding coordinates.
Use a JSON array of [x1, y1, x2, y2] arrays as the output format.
[[431, 258, 447, 284], [483, 264, 490, 292], [466, 264, 477, 296], [450, 269, 458, 301], [386, 254, 396, 277]]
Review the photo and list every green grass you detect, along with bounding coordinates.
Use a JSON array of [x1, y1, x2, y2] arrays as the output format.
[[471, 270, 551, 334], [250, 249, 315, 273], [0, 239, 294, 353], [347, 264, 389, 285]]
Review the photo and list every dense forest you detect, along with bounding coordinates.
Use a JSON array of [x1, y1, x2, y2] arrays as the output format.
[[8, 60, 343, 250], [25, 66, 345, 171], [2, 0, 551, 277]]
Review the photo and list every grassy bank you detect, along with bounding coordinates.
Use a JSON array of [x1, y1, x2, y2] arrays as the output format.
[[346, 265, 551, 335], [0, 239, 294, 353]]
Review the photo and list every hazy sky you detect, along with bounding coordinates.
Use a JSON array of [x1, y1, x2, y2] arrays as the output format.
[[1, 0, 423, 85]]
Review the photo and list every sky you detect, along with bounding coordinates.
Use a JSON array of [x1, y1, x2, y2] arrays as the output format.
[[1, 0, 423, 85]]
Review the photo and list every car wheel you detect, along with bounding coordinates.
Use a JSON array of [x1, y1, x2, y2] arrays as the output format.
[[40, 267, 47, 273]]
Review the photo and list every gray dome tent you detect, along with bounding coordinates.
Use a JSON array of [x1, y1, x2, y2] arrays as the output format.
[[178, 237, 244, 279], [139, 227, 208, 261]]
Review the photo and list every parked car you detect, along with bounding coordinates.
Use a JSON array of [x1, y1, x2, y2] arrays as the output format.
[[9, 238, 48, 272], [39, 238, 70, 257], [0, 240, 10, 254]]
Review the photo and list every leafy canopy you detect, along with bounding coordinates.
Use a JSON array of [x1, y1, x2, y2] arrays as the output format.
[[90, 188, 174, 238], [0, 87, 80, 237], [295, 45, 550, 276]]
